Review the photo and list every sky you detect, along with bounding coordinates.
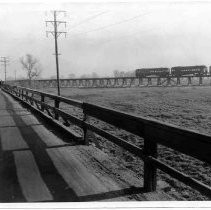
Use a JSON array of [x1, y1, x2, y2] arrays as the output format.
[[1, 0, 211, 79]]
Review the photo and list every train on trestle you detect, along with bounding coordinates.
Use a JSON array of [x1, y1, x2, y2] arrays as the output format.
[[135, 65, 210, 78]]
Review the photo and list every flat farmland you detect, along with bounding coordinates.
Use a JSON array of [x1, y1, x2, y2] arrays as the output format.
[[45, 86, 211, 135], [43, 86, 211, 200]]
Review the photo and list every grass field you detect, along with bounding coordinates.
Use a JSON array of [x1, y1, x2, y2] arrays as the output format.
[[45, 86, 211, 134], [43, 86, 211, 200]]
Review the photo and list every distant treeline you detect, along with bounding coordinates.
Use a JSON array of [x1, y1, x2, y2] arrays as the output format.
[[10, 70, 135, 81]]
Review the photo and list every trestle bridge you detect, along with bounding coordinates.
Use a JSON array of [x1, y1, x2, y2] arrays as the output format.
[[10, 75, 211, 89]]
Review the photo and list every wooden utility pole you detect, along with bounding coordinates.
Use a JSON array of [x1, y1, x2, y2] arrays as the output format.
[[46, 10, 67, 96], [0, 57, 9, 83]]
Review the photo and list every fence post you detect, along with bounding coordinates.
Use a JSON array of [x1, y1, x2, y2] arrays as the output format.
[[26, 91, 29, 102], [41, 94, 45, 112], [82, 104, 89, 145], [167, 77, 171, 86], [54, 99, 59, 120], [147, 78, 152, 86], [31, 93, 34, 105], [177, 77, 180, 85], [199, 77, 202, 85], [187, 77, 192, 85], [14, 87, 18, 96], [21, 90, 24, 100], [157, 78, 161, 86], [143, 132, 157, 192]]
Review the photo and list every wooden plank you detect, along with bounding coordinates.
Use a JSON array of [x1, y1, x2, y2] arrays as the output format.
[[84, 103, 211, 164], [31, 97, 83, 127], [0, 96, 6, 108], [32, 125, 67, 147], [2, 92, 23, 109], [145, 125, 211, 165], [56, 108, 83, 127], [0, 127, 29, 151], [0, 116, 16, 127], [48, 145, 172, 201], [14, 150, 53, 202], [12, 110, 29, 116], [17, 86, 83, 108], [148, 156, 211, 198], [85, 122, 144, 159], [34, 99, 83, 127], [47, 147, 122, 197], [20, 114, 40, 125], [0, 110, 10, 116], [83, 103, 145, 136]]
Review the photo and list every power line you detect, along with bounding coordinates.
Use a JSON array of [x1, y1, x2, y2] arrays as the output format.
[[70, 12, 151, 36], [101, 26, 159, 45], [0, 57, 9, 82], [45, 10, 67, 96], [70, 11, 108, 29]]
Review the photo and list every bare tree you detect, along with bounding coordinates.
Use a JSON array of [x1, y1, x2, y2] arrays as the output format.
[[20, 54, 41, 81]]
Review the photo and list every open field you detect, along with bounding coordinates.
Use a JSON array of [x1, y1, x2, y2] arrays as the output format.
[[44, 86, 211, 135], [42, 86, 211, 200]]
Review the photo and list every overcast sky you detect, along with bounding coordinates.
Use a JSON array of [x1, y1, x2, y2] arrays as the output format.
[[1, 0, 211, 79]]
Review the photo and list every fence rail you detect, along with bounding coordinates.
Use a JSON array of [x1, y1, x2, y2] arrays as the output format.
[[1, 83, 211, 198]]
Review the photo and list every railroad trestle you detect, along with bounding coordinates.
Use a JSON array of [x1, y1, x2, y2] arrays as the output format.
[[8, 75, 211, 89]]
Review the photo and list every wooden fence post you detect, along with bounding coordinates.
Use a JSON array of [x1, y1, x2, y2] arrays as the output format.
[[147, 78, 152, 86], [21, 90, 24, 100], [188, 77, 192, 85], [199, 77, 202, 85], [41, 95, 45, 112], [143, 134, 157, 192], [83, 113, 89, 145], [177, 77, 180, 85], [26, 91, 29, 102], [54, 99, 59, 120], [15, 88, 18, 96], [82, 104, 89, 145], [30, 93, 34, 105]]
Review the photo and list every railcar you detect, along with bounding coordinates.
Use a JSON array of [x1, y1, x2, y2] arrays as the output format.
[[171, 65, 208, 77], [135, 68, 170, 77]]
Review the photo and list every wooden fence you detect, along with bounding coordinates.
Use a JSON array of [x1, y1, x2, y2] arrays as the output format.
[[1, 83, 211, 198]]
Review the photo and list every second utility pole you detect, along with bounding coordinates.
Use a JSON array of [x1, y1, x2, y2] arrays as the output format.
[[0, 57, 9, 83], [46, 10, 67, 96], [54, 11, 60, 96]]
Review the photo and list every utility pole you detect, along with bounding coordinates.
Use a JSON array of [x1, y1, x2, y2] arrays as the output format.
[[0, 57, 9, 83], [45, 10, 67, 96]]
